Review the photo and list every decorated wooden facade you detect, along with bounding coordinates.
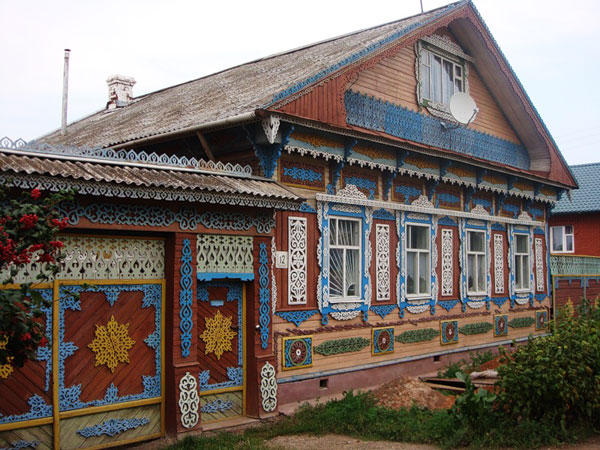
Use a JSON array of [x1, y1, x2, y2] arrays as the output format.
[[1, 0, 577, 448]]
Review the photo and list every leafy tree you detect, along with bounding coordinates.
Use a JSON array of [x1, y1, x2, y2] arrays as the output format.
[[0, 185, 73, 366]]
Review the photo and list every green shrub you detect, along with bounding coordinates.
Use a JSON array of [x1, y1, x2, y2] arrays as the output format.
[[451, 371, 497, 435], [496, 303, 600, 428]]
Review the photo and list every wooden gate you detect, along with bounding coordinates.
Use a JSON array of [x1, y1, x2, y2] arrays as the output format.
[[196, 281, 245, 422], [0, 236, 165, 450]]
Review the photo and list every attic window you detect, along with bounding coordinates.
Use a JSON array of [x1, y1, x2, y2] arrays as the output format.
[[416, 35, 473, 121]]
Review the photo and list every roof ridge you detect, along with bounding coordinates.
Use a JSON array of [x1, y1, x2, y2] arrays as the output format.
[[569, 162, 600, 168]]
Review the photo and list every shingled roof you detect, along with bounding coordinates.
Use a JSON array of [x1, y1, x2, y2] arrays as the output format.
[[552, 163, 600, 214], [38, 2, 461, 148]]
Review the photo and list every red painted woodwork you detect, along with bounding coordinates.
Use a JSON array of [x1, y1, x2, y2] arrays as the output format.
[[370, 218, 398, 306], [549, 212, 600, 257], [0, 310, 51, 417], [436, 223, 460, 301], [63, 289, 155, 402]]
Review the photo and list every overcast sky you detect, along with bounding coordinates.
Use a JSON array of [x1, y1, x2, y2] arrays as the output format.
[[1, 0, 599, 165]]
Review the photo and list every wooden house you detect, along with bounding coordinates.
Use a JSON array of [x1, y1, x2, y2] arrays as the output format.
[[0, 1, 577, 448], [549, 163, 600, 316]]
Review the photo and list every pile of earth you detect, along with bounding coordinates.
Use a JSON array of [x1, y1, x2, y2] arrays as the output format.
[[370, 376, 455, 410]]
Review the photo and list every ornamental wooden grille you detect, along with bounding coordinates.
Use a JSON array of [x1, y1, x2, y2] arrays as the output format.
[[196, 234, 253, 277]]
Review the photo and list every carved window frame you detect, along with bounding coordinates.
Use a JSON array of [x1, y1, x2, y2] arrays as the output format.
[[375, 223, 391, 301], [415, 35, 472, 122], [405, 223, 432, 299], [514, 232, 531, 292], [466, 229, 487, 296], [328, 216, 363, 303], [287, 216, 308, 305]]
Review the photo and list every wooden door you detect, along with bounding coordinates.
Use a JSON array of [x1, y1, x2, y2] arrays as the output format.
[[196, 281, 245, 422]]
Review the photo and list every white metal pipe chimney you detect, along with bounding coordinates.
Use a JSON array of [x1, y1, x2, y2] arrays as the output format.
[[61, 49, 71, 136]]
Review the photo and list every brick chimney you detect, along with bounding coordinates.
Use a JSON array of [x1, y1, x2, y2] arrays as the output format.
[[106, 75, 136, 110]]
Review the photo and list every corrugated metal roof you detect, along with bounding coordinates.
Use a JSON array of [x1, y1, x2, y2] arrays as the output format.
[[552, 163, 600, 214], [0, 151, 302, 203], [37, 3, 460, 148]]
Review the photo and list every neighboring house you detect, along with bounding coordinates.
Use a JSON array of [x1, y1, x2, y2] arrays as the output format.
[[0, 1, 577, 449], [550, 163, 600, 316]]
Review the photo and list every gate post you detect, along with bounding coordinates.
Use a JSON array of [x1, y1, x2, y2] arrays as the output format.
[[165, 233, 201, 435], [245, 237, 278, 418]]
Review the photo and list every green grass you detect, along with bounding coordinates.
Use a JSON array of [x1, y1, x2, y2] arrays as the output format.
[[163, 391, 597, 450]]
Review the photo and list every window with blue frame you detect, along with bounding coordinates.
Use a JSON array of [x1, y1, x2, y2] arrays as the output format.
[[406, 224, 431, 297], [467, 230, 486, 295], [514, 233, 530, 291], [329, 216, 362, 301]]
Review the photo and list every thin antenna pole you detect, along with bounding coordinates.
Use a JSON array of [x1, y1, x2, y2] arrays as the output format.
[[61, 49, 71, 135], [420, 0, 424, 13]]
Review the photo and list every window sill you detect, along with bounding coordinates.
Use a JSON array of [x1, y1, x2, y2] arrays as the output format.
[[467, 292, 487, 298], [405, 295, 432, 301], [515, 289, 531, 294], [329, 297, 363, 304]]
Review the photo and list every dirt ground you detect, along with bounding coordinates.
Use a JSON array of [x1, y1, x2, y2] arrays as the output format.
[[265, 433, 600, 450], [370, 375, 455, 410]]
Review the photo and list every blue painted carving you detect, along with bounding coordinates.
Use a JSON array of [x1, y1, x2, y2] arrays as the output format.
[[437, 300, 459, 312], [438, 216, 457, 226], [502, 203, 520, 218], [534, 227, 545, 235], [382, 173, 396, 201], [344, 91, 530, 170], [395, 185, 421, 204], [0, 394, 52, 425], [197, 272, 254, 281], [299, 202, 316, 213], [535, 293, 547, 302], [529, 207, 543, 221], [58, 284, 162, 411], [196, 281, 244, 391], [439, 160, 451, 177], [283, 166, 322, 182], [258, 243, 271, 349], [269, 1, 462, 104], [201, 399, 234, 414], [327, 139, 356, 194], [491, 223, 506, 232], [0, 439, 40, 449], [345, 176, 377, 199], [55, 201, 274, 234], [435, 192, 460, 208], [77, 417, 150, 438], [464, 187, 475, 211], [248, 124, 294, 179], [370, 304, 397, 319], [179, 238, 194, 358], [31, 289, 53, 393], [426, 179, 439, 201], [491, 297, 509, 308], [472, 197, 492, 210], [275, 310, 320, 327], [506, 176, 515, 191], [476, 169, 488, 186], [373, 208, 395, 221]]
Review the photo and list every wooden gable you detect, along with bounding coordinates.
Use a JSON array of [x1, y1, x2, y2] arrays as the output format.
[[272, 1, 576, 188]]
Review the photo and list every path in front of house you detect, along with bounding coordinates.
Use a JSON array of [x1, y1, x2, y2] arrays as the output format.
[[265, 433, 600, 450]]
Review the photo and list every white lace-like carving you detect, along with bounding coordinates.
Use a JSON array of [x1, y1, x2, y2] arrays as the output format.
[[494, 234, 505, 294], [262, 116, 280, 144], [336, 184, 368, 200], [535, 238, 544, 292], [441, 229, 453, 296], [179, 372, 200, 429], [376, 224, 390, 301], [288, 217, 307, 304], [260, 362, 277, 413], [197, 234, 253, 275]]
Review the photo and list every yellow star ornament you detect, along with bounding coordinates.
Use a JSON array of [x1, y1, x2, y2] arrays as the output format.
[[200, 310, 236, 360], [88, 316, 136, 373], [0, 337, 13, 379]]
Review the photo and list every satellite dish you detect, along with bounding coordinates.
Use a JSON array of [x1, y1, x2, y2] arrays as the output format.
[[449, 92, 479, 125]]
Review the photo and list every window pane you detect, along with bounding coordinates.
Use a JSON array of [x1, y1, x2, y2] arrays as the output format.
[[455, 65, 462, 78], [330, 219, 337, 245], [469, 231, 484, 252], [432, 56, 442, 103], [338, 219, 359, 247], [421, 65, 430, 100], [521, 256, 529, 289], [409, 226, 428, 250], [468, 254, 475, 291], [515, 255, 522, 288], [346, 249, 360, 297], [407, 252, 416, 294], [329, 248, 344, 297], [565, 226, 573, 234], [443, 60, 454, 104], [477, 254, 486, 291], [516, 234, 528, 254], [455, 78, 462, 93], [419, 252, 430, 294], [551, 227, 563, 252], [566, 235, 574, 252]]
